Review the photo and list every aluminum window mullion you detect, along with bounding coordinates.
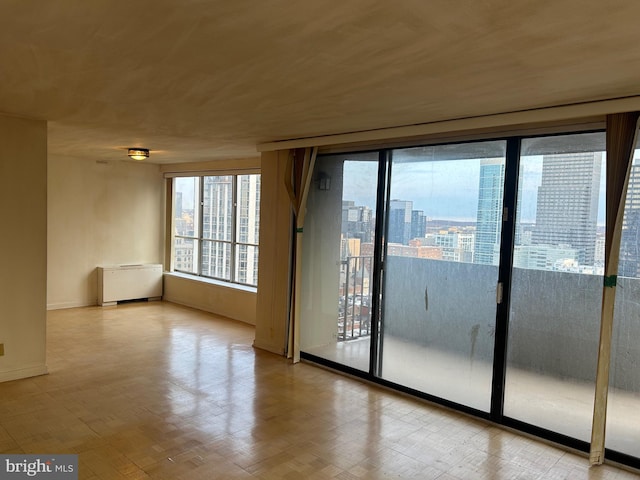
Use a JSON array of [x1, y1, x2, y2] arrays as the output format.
[[369, 149, 391, 378], [490, 137, 520, 421], [231, 176, 238, 283], [197, 176, 205, 276]]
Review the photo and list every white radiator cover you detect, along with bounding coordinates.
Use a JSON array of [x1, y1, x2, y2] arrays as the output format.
[[97, 264, 163, 306]]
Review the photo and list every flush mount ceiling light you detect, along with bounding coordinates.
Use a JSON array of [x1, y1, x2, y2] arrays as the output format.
[[127, 148, 149, 161]]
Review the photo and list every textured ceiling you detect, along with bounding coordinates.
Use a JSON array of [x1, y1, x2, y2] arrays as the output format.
[[1, 0, 640, 164]]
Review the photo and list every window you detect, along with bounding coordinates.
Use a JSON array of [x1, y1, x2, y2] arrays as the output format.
[[504, 132, 606, 442], [172, 174, 260, 286], [299, 130, 640, 468]]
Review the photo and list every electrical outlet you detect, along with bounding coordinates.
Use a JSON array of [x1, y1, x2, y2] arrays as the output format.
[[0, 343, 4, 356]]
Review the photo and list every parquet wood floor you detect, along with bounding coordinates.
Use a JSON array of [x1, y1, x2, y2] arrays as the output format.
[[0, 302, 638, 479]]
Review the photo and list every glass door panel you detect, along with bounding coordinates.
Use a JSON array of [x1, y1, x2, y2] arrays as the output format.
[[379, 141, 506, 411], [607, 147, 640, 459], [504, 132, 606, 441], [300, 152, 379, 372]]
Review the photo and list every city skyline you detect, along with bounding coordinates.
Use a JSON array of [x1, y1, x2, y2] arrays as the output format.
[[340, 151, 616, 275], [343, 156, 608, 224], [474, 158, 505, 265], [620, 162, 640, 277], [173, 174, 260, 286]]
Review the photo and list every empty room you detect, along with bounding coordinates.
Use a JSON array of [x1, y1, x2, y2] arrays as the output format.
[[2, 1, 640, 478]]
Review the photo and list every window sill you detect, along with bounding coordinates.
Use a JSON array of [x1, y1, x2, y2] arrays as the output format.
[[164, 271, 257, 294]]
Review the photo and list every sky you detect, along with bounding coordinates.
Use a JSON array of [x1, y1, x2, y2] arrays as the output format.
[[175, 153, 611, 225], [175, 177, 198, 210], [343, 155, 608, 225]]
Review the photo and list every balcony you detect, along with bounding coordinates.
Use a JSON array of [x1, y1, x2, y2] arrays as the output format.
[[306, 255, 640, 459], [338, 255, 373, 341]]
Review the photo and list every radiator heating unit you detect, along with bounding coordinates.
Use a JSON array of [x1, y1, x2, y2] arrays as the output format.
[[97, 264, 163, 306]]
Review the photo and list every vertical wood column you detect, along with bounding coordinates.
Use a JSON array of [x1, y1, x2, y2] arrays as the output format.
[[254, 150, 293, 355], [590, 112, 640, 465]]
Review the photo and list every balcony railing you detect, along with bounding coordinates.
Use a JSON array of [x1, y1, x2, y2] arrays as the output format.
[[338, 255, 373, 341]]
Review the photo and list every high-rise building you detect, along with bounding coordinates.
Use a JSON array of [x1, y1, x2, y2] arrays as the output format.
[[532, 152, 602, 266], [235, 174, 261, 285], [424, 231, 475, 263], [513, 244, 579, 271], [342, 201, 373, 245], [388, 200, 413, 245], [201, 175, 234, 279], [173, 175, 260, 284], [173, 190, 195, 272], [619, 162, 640, 278], [411, 210, 426, 241], [474, 158, 505, 265], [175, 191, 183, 219]]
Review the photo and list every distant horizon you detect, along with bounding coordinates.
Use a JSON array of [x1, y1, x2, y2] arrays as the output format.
[[343, 156, 607, 225]]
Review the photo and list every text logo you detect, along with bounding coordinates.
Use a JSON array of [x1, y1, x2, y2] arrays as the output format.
[[0, 455, 77, 479]]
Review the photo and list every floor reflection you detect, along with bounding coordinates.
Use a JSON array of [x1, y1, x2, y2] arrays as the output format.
[[0, 302, 634, 478], [306, 336, 640, 458]]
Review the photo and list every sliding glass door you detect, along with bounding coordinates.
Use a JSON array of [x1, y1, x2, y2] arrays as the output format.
[[503, 132, 606, 441], [299, 152, 379, 372], [299, 129, 640, 468], [378, 142, 506, 411]]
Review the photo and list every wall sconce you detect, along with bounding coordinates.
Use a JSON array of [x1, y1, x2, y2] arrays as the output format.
[[128, 148, 149, 161], [318, 172, 331, 190]]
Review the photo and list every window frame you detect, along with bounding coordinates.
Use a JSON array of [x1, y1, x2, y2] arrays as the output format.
[[302, 128, 640, 466], [172, 173, 260, 287]]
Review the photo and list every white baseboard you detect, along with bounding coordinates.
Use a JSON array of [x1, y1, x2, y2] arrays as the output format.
[[0, 364, 48, 383]]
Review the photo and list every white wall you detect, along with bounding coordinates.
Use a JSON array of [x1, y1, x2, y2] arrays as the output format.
[[47, 156, 164, 309], [163, 274, 256, 325], [0, 113, 48, 382]]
